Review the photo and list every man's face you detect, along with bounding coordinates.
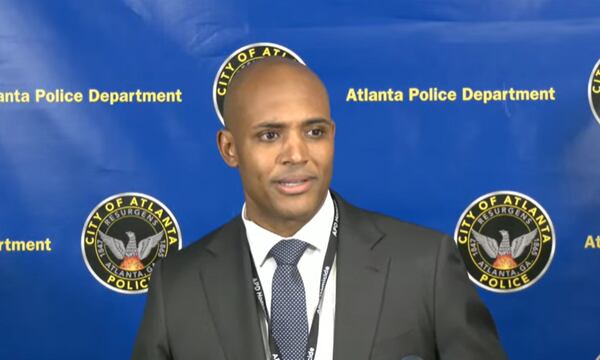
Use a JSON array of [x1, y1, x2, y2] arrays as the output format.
[[221, 64, 335, 228]]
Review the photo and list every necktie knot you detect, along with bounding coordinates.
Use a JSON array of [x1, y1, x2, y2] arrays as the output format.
[[269, 239, 309, 266]]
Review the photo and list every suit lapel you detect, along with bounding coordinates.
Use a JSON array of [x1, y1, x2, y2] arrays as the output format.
[[333, 195, 390, 360], [198, 218, 266, 360]]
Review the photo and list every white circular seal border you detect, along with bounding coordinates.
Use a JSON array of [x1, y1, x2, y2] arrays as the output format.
[[453, 190, 557, 293], [81, 192, 183, 295], [212, 42, 306, 125], [587, 58, 600, 125]]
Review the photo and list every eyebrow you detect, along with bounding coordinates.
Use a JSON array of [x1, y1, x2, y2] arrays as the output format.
[[252, 117, 331, 130]]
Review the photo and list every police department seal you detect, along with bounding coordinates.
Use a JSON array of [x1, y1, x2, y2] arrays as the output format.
[[588, 58, 600, 125], [213, 42, 305, 124], [81, 193, 182, 294], [454, 191, 555, 293]]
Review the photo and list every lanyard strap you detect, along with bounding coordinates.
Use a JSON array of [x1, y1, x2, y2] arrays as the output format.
[[249, 197, 339, 360]]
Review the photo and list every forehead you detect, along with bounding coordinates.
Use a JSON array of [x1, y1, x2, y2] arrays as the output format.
[[224, 61, 330, 129]]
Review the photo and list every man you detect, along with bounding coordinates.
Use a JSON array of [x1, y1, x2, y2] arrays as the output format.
[[132, 57, 508, 360]]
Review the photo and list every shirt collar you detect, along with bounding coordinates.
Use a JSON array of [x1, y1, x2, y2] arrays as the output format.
[[242, 191, 334, 267]]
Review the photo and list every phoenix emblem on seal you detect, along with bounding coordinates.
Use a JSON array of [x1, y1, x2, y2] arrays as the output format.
[[99, 230, 164, 271], [472, 229, 537, 270]]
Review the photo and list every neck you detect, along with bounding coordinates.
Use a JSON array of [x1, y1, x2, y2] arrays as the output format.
[[244, 194, 328, 238], [244, 207, 312, 238]]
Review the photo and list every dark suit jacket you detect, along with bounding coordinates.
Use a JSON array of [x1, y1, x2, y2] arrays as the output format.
[[132, 194, 507, 360]]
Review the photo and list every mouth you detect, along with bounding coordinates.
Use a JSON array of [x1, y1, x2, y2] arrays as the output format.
[[273, 176, 316, 195]]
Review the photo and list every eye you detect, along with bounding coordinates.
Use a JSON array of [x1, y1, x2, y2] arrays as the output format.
[[259, 131, 279, 141], [307, 128, 325, 138]]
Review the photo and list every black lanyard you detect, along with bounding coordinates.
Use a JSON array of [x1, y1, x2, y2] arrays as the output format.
[[249, 197, 339, 360]]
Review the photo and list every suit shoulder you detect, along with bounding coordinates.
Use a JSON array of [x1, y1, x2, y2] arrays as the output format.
[[158, 216, 240, 273], [359, 206, 451, 253], [372, 210, 448, 240]]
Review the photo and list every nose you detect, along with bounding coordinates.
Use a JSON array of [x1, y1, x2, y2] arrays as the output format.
[[279, 131, 309, 165]]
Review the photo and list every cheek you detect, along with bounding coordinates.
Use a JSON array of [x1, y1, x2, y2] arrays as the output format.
[[310, 143, 334, 168], [238, 147, 277, 184]]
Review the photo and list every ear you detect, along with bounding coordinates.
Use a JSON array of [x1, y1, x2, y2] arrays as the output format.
[[217, 129, 239, 167]]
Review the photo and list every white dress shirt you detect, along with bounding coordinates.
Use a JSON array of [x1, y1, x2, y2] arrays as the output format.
[[242, 192, 336, 360]]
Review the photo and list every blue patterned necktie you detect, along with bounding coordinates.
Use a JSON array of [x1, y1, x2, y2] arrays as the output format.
[[269, 239, 310, 360]]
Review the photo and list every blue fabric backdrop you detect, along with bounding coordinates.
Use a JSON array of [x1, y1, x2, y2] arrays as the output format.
[[1, 1, 599, 359]]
